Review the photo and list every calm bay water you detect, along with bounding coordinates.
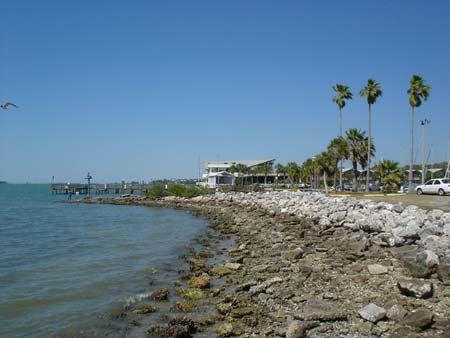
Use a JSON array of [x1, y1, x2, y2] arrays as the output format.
[[0, 184, 209, 337]]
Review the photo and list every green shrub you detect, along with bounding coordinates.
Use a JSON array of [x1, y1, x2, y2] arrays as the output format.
[[145, 183, 166, 198], [167, 184, 207, 198]]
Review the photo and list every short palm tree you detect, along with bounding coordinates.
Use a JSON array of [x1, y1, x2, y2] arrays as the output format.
[[332, 84, 353, 189], [358, 136, 376, 184], [346, 128, 366, 192], [316, 150, 335, 193], [360, 78, 382, 192], [407, 75, 431, 193], [327, 137, 349, 190], [227, 163, 248, 185], [299, 158, 314, 186], [275, 164, 286, 184], [373, 159, 403, 192], [286, 162, 300, 185], [275, 164, 285, 174]]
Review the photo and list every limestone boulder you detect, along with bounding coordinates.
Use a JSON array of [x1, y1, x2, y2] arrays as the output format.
[[358, 303, 386, 323], [397, 278, 433, 299]]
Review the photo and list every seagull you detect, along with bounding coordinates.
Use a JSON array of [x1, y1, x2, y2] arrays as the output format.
[[1, 102, 18, 110]]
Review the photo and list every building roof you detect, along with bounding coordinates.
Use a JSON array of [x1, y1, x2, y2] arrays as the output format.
[[207, 171, 235, 177], [205, 159, 275, 169]]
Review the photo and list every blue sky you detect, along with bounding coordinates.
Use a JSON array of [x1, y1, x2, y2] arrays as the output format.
[[1, 0, 449, 182]]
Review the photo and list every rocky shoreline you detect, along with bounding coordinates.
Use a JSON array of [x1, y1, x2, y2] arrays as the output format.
[[74, 191, 450, 337]]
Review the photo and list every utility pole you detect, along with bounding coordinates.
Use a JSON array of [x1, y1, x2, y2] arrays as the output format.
[[420, 119, 431, 184]]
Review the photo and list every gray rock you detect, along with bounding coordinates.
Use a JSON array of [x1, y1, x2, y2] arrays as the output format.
[[318, 217, 331, 228], [224, 262, 241, 270], [376, 232, 397, 247], [386, 304, 408, 322], [295, 298, 347, 321], [402, 308, 434, 329], [368, 264, 388, 275], [421, 235, 449, 256], [396, 248, 438, 278], [249, 276, 283, 295], [390, 326, 420, 338], [397, 278, 433, 299], [285, 320, 319, 338], [286, 322, 304, 338], [392, 203, 405, 213], [422, 249, 440, 267], [358, 303, 386, 323], [428, 208, 444, 221], [282, 248, 304, 261], [329, 211, 346, 223], [432, 317, 450, 330], [438, 255, 450, 284], [359, 214, 386, 233], [391, 223, 420, 242]]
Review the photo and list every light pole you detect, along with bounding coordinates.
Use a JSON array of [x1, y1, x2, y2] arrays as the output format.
[[420, 119, 431, 184]]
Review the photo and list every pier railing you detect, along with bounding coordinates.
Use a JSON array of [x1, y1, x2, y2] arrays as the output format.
[[51, 183, 153, 195]]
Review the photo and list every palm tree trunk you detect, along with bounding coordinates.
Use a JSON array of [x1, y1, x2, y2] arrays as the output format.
[[323, 172, 328, 194], [408, 106, 415, 194], [366, 104, 372, 192], [352, 160, 357, 192], [333, 159, 337, 191], [339, 107, 343, 190]]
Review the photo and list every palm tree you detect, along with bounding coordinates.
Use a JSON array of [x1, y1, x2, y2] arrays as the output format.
[[227, 163, 248, 185], [346, 128, 366, 192], [275, 164, 286, 184], [332, 84, 353, 189], [407, 74, 431, 193], [360, 79, 382, 192], [299, 158, 314, 187], [332, 84, 353, 137], [254, 162, 273, 184], [316, 151, 335, 193], [373, 159, 404, 192], [286, 162, 300, 185], [358, 136, 376, 185], [327, 136, 349, 190], [275, 164, 285, 175]]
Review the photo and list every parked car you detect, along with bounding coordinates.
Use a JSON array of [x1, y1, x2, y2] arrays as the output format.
[[415, 178, 450, 196], [343, 183, 353, 191], [399, 183, 409, 193], [357, 183, 380, 192]]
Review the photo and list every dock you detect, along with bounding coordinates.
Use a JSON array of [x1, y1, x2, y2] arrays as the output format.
[[51, 182, 153, 195]]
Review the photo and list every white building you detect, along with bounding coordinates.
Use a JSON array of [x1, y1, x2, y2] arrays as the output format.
[[202, 159, 275, 188]]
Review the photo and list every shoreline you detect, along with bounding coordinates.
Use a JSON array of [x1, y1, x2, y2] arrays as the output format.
[[72, 191, 450, 337]]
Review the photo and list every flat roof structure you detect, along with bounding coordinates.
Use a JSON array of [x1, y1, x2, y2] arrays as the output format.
[[205, 159, 275, 169]]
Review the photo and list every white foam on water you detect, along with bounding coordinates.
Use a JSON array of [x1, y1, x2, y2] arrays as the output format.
[[122, 292, 152, 308]]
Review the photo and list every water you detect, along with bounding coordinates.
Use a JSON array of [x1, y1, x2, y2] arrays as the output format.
[[0, 184, 210, 337]]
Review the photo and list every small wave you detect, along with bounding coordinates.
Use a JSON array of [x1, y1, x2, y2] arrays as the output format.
[[122, 292, 152, 308], [144, 267, 158, 275]]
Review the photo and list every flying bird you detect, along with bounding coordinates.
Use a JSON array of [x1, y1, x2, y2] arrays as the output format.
[[1, 102, 18, 110]]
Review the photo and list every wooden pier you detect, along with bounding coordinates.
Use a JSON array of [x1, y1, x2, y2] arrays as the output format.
[[51, 182, 153, 195]]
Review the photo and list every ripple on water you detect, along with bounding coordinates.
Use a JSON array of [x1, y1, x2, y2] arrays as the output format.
[[0, 184, 210, 338]]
